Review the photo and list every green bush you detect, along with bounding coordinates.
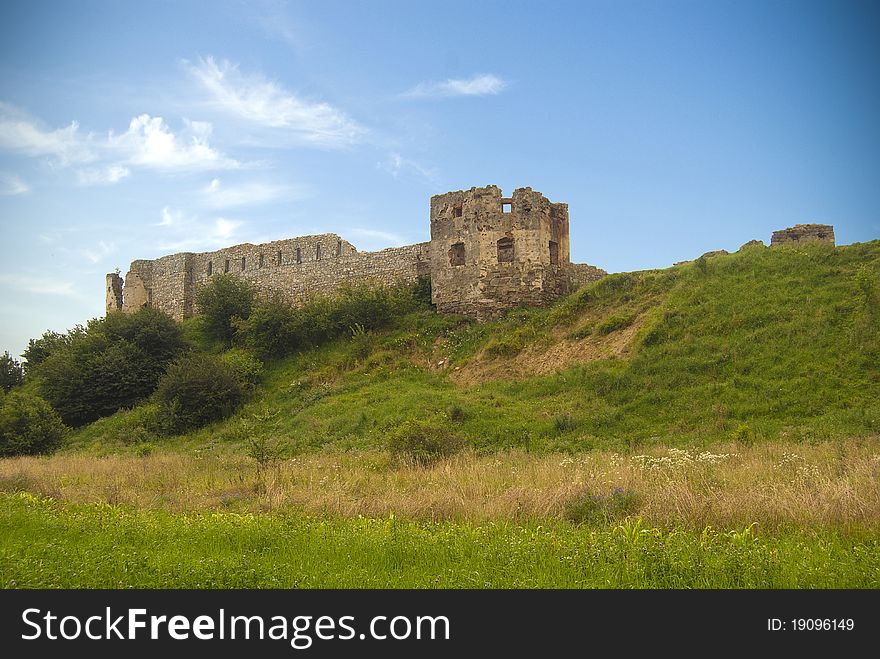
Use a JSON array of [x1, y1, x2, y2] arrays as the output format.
[[196, 274, 256, 345], [34, 308, 185, 426], [154, 354, 246, 433], [0, 391, 67, 456], [218, 348, 264, 389], [236, 296, 305, 359], [21, 327, 85, 376], [387, 417, 465, 466]]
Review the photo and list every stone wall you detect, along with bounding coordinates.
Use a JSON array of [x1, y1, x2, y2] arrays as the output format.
[[429, 185, 575, 319], [116, 234, 431, 320], [568, 263, 608, 289], [771, 224, 835, 246]]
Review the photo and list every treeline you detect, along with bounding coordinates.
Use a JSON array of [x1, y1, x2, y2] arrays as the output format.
[[0, 276, 431, 456]]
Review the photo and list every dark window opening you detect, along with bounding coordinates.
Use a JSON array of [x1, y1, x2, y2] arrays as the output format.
[[241, 257, 246, 271], [453, 203, 462, 218], [449, 242, 465, 266], [316, 244, 322, 260], [817, 232, 826, 239], [336, 240, 342, 256], [259, 253, 264, 268], [296, 247, 302, 263], [207, 261, 212, 276], [549, 241, 559, 266], [224, 259, 230, 273], [497, 236, 514, 263], [277, 251, 283, 265]]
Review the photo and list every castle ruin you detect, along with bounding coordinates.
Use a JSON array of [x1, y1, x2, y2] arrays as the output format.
[[770, 224, 835, 246], [106, 185, 607, 321]]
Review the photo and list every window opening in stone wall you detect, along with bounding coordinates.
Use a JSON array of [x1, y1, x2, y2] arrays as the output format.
[[296, 247, 302, 263], [449, 242, 465, 266], [453, 203, 462, 218], [277, 251, 283, 265], [207, 261, 212, 276], [337, 240, 342, 256], [241, 257, 246, 271], [258, 253, 264, 268], [497, 236, 514, 263], [549, 241, 559, 266], [316, 244, 322, 260], [817, 232, 826, 239], [501, 201, 512, 214], [224, 259, 230, 273]]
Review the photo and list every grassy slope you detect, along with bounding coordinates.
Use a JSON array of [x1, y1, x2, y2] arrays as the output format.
[[67, 240, 880, 456]]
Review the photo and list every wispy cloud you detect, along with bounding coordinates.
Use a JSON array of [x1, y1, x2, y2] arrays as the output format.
[[0, 273, 81, 298], [155, 205, 245, 251], [0, 102, 95, 165], [185, 56, 366, 147], [200, 177, 303, 209], [0, 172, 30, 195], [348, 228, 408, 248], [76, 165, 131, 186], [404, 74, 508, 98], [377, 151, 441, 185], [81, 240, 115, 264]]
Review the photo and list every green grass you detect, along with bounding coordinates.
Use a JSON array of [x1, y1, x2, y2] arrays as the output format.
[[62, 240, 880, 457], [2, 493, 877, 588]]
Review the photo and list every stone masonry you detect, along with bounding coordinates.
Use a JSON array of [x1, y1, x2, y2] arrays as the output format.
[[107, 185, 607, 321], [771, 224, 835, 246]]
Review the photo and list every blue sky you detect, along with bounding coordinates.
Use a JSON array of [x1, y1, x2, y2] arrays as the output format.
[[1, 0, 878, 359]]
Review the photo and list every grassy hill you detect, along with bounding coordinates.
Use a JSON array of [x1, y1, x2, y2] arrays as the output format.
[[68, 239, 880, 456]]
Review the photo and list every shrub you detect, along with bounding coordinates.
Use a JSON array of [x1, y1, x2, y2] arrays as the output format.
[[0, 391, 67, 456], [21, 327, 85, 376], [218, 348, 264, 389], [733, 422, 754, 447], [35, 308, 185, 426], [154, 354, 246, 433], [1, 351, 23, 392], [236, 296, 305, 359], [387, 417, 465, 466], [564, 487, 640, 525], [196, 274, 256, 345]]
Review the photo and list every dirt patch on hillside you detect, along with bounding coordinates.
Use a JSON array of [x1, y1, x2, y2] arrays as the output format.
[[449, 313, 648, 385]]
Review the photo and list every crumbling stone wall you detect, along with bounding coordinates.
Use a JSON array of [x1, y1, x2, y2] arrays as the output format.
[[109, 185, 605, 321], [771, 224, 835, 246], [116, 233, 431, 320], [429, 185, 577, 319]]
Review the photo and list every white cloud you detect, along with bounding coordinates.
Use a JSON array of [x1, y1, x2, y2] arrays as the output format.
[[155, 206, 245, 251], [76, 165, 131, 186], [0, 172, 30, 195], [348, 228, 408, 248], [0, 273, 80, 297], [82, 240, 115, 264], [404, 74, 508, 98], [200, 177, 300, 209], [0, 102, 95, 165], [0, 103, 242, 180], [107, 114, 241, 172], [185, 56, 366, 147], [377, 151, 440, 185]]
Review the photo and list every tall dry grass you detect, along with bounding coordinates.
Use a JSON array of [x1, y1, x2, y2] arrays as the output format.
[[1, 440, 878, 530]]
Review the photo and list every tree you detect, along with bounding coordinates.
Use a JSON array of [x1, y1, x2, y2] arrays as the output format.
[[34, 307, 186, 426], [0, 351, 23, 392], [195, 274, 256, 345], [154, 354, 245, 432]]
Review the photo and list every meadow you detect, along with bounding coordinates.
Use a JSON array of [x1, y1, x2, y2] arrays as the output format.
[[2, 241, 878, 589]]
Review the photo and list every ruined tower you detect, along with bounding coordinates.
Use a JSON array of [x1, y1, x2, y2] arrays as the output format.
[[428, 185, 572, 319]]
